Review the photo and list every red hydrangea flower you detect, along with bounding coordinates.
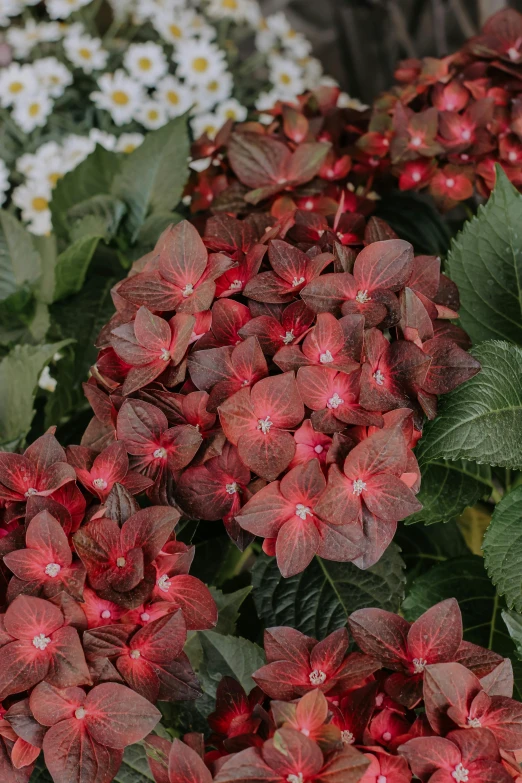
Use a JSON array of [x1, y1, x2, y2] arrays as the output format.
[[252, 626, 380, 700], [288, 421, 332, 471], [399, 728, 513, 782], [79, 588, 125, 629], [83, 610, 200, 702], [0, 432, 75, 505], [66, 442, 152, 501], [274, 312, 363, 375], [360, 748, 411, 783], [30, 681, 160, 783], [239, 300, 314, 357], [3, 510, 86, 601], [208, 676, 264, 742], [0, 595, 91, 699], [218, 372, 304, 481], [271, 688, 344, 748], [348, 599, 503, 709]]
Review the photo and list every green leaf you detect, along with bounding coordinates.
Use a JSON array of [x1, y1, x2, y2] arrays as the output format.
[[251, 544, 406, 639], [198, 631, 265, 700], [52, 235, 102, 302], [0, 210, 41, 303], [212, 586, 252, 635], [406, 459, 491, 525], [51, 145, 122, 238], [484, 485, 522, 612], [447, 166, 522, 346], [112, 117, 189, 240], [395, 520, 469, 585], [402, 555, 522, 699], [0, 340, 71, 450], [416, 340, 522, 469], [375, 190, 452, 255], [67, 194, 127, 243], [136, 211, 183, 250], [30, 757, 53, 782]]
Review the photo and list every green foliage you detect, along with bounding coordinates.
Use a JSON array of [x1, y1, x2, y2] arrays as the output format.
[[417, 341, 522, 469], [375, 190, 452, 255], [447, 167, 522, 347], [0, 210, 41, 306], [31, 746, 154, 783], [52, 235, 102, 302], [112, 117, 190, 240], [484, 485, 522, 612], [251, 544, 406, 639]]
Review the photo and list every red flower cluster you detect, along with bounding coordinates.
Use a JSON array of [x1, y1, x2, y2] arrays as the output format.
[[82, 215, 479, 577], [147, 600, 522, 783], [358, 8, 522, 209], [0, 430, 217, 782]]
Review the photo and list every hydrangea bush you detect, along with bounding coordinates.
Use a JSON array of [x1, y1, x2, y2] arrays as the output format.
[[0, 0, 341, 234], [2, 8, 522, 783]]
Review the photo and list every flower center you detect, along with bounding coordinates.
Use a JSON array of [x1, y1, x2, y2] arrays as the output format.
[[352, 478, 366, 496], [319, 350, 334, 364], [192, 57, 209, 73], [28, 103, 41, 117], [286, 775, 304, 783], [509, 151, 518, 162], [373, 369, 385, 386], [412, 657, 428, 673], [291, 276, 305, 287], [355, 289, 371, 304], [295, 504, 313, 520], [508, 46, 520, 61], [461, 129, 471, 141], [377, 777, 387, 783], [446, 178, 455, 189], [182, 283, 194, 297], [9, 81, 23, 93], [411, 136, 422, 147], [467, 716, 481, 728], [79, 47, 92, 59], [24, 487, 38, 497], [283, 330, 294, 344], [153, 447, 167, 459], [226, 482, 239, 494], [130, 649, 141, 659], [452, 764, 469, 782], [382, 731, 392, 742], [309, 669, 327, 686], [32, 197, 48, 211], [257, 416, 272, 434], [140, 612, 150, 622], [101, 610, 111, 619], [138, 57, 152, 71], [160, 348, 171, 361], [230, 279, 243, 290], [412, 171, 422, 183], [45, 563, 61, 578], [157, 574, 171, 592], [314, 444, 324, 454], [341, 730, 354, 744], [116, 557, 126, 568], [75, 707, 86, 719], [112, 90, 130, 106], [33, 633, 51, 650], [327, 393, 344, 409], [93, 478, 107, 490]]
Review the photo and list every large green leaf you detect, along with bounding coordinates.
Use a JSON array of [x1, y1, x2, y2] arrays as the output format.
[[406, 459, 492, 526], [0, 340, 71, 450], [402, 555, 522, 700], [447, 166, 522, 346], [67, 194, 127, 243], [0, 210, 41, 304], [112, 117, 189, 240], [53, 235, 102, 302], [395, 520, 469, 585], [375, 190, 452, 255], [251, 544, 406, 639], [416, 340, 522, 469], [483, 485, 522, 612], [51, 145, 122, 238]]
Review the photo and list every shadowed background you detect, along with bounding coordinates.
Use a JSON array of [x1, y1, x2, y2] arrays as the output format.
[[259, 0, 522, 102]]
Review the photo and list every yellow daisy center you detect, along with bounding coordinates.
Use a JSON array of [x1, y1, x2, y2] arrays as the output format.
[[112, 90, 130, 105], [32, 197, 48, 211], [9, 81, 23, 93], [222, 0, 238, 8], [138, 57, 152, 71], [123, 144, 137, 153], [148, 109, 159, 120], [207, 80, 219, 92], [192, 57, 209, 73], [28, 103, 40, 117], [79, 48, 92, 59], [48, 172, 62, 186], [169, 24, 182, 38], [280, 73, 291, 85], [167, 90, 179, 104]]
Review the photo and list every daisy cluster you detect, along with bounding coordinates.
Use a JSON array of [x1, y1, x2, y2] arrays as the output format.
[[359, 7, 522, 210], [154, 600, 522, 783], [0, 0, 333, 234]]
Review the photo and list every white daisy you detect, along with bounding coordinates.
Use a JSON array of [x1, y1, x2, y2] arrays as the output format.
[[0, 0, 22, 27], [12, 181, 53, 236], [206, 0, 260, 25], [12, 93, 54, 133], [6, 20, 45, 58], [63, 33, 108, 73], [190, 70, 233, 111], [190, 111, 220, 141], [153, 8, 214, 45], [280, 31, 312, 59], [38, 22, 63, 42], [268, 55, 305, 98], [62, 134, 96, 169], [214, 98, 247, 124], [36, 57, 73, 98], [115, 133, 144, 153], [16, 152, 38, 177], [337, 92, 369, 111], [154, 75, 193, 117], [89, 128, 117, 150], [255, 88, 280, 113], [135, 100, 168, 130], [90, 70, 144, 126], [47, 0, 93, 20], [33, 153, 68, 190], [0, 159, 9, 206], [123, 41, 168, 86], [38, 366, 57, 393], [0, 64, 38, 108], [301, 57, 324, 89], [173, 39, 227, 86]]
